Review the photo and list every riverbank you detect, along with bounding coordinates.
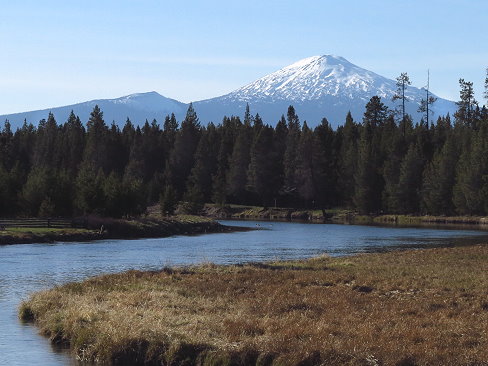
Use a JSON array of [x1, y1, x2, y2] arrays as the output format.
[[0, 215, 243, 245], [204, 204, 488, 228], [20, 244, 488, 365]]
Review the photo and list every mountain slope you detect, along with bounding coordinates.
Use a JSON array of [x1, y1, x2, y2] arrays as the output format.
[[1, 56, 457, 129], [0, 92, 187, 130], [193, 55, 456, 127]]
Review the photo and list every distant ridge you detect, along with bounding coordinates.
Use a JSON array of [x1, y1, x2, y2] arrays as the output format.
[[0, 56, 457, 129], [0, 92, 187, 130]]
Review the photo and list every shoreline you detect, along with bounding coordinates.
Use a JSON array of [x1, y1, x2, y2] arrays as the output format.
[[20, 243, 488, 365], [0, 216, 251, 245], [3, 210, 487, 246], [205, 205, 488, 230]]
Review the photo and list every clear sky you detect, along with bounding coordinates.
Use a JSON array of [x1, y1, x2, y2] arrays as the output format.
[[1, 0, 487, 114]]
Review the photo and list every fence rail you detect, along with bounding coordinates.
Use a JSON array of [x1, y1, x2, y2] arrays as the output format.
[[0, 218, 85, 229]]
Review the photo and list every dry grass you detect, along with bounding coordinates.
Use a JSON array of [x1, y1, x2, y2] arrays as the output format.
[[20, 245, 488, 365]]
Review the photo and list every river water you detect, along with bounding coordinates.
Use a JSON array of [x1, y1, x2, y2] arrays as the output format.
[[1, 220, 487, 365]]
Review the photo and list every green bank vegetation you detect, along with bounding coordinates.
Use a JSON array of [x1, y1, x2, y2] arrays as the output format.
[[20, 245, 488, 365]]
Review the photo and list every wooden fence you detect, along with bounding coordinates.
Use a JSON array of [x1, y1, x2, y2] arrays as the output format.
[[0, 218, 86, 229]]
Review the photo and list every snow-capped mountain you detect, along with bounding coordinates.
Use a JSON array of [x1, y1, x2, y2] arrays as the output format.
[[0, 55, 457, 130], [0, 92, 187, 130], [193, 55, 456, 127]]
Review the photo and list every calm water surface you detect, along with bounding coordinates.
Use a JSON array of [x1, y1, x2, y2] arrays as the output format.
[[1, 220, 488, 365]]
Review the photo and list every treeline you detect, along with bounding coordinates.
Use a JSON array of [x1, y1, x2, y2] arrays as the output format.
[[1, 77, 488, 218]]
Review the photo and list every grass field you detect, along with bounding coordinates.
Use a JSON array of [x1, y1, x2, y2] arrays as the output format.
[[20, 244, 488, 365], [0, 227, 97, 244], [1, 227, 90, 235]]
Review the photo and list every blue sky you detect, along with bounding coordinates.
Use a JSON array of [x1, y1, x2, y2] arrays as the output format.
[[1, 0, 487, 114]]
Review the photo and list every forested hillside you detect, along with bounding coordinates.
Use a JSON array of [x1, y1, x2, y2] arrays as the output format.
[[1, 76, 487, 218]]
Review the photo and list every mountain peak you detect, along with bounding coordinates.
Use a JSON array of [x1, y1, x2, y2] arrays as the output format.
[[193, 54, 456, 127], [111, 91, 184, 112], [284, 55, 351, 70], [224, 54, 375, 103], [121, 91, 160, 98]]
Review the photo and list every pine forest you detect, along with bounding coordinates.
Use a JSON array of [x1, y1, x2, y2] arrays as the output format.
[[1, 75, 488, 219]]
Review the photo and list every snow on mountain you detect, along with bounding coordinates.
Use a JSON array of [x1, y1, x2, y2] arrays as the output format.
[[193, 55, 457, 127], [0, 92, 187, 130], [0, 55, 457, 130]]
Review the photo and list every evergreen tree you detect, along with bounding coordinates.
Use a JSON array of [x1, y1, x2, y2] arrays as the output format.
[[32, 112, 60, 169], [227, 119, 252, 202], [106, 122, 126, 175], [0, 165, 10, 216], [484, 68, 488, 104], [354, 97, 388, 214], [363, 96, 389, 128], [431, 114, 452, 151], [243, 103, 252, 126], [354, 129, 377, 214], [396, 143, 424, 213], [163, 113, 179, 146], [162, 112, 179, 179], [392, 72, 411, 127], [247, 125, 279, 207], [60, 111, 85, 175], [182, 184, 205, 214], [380, 116, 405, 212], [422, 136, 457, 215], [124, 127, 145, 180], [75, 165, 105, 215], [160, 185, 177, 216], [313, 118, 337, 209], [0, 165, 18, 216], [273, 115, 288, 202], [12, 120, 36, 173], [83, 105, 110, 173], [166, 104, 201, 198], [1, 120, 15, 170], [418, 71, 437, 126], [452, 129, 488, 214], [283, 106, 301, 203], [187, 128, 218, 202], [337, 112, 359, 207], [21, 167, 52, 216], [295, 122, 316, 205], [454, 79, 477, 126], [212, 116, 239, 205], [103, 171, 125, 217], [141, 119, 164, 182], [121, 176, 146, 217], [122, 118, 136, 149], [50, 169, 75, 216]]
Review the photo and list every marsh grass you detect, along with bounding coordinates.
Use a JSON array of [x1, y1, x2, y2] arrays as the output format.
[[20, 245, 488, 365]]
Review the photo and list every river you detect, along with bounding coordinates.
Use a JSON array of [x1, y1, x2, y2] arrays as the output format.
[[1, 220, 487, 365]]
